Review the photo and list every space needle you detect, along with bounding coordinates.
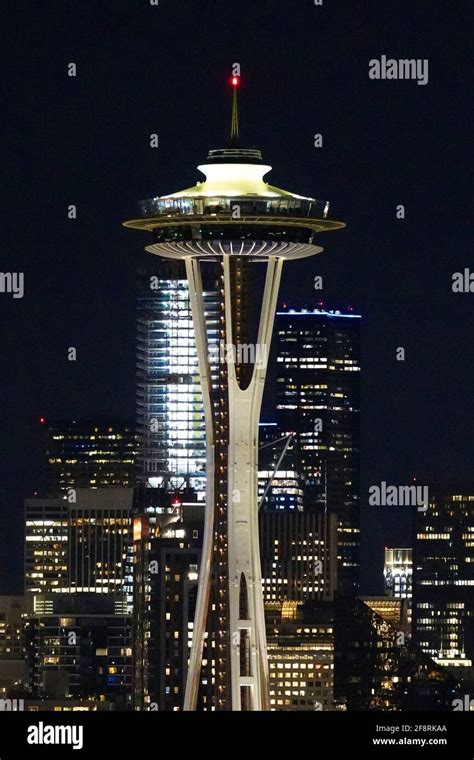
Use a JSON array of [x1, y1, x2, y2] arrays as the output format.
[[124, 74, 345, 711]]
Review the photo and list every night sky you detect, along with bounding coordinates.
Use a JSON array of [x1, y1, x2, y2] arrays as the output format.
[[1, 1, 472, 594]]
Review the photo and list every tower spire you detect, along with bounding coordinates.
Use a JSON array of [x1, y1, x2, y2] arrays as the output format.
[[230, 74, 240, 142]]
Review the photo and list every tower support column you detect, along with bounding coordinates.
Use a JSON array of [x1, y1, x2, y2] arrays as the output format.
[[183, 257, 216, 711]]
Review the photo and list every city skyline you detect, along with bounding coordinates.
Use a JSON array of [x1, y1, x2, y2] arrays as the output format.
[[2, 0, 472, 594], [0, 1, 472, 743]]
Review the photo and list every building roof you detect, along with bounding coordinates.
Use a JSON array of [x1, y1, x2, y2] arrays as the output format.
[[161, 160, 314, 201]]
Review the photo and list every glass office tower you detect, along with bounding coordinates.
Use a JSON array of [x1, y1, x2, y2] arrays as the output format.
[[275, 307, 361, 594], [136, 264, 219, 495]]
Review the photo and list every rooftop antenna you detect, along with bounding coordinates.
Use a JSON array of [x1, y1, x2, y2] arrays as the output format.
[[230, 73, 240, 142]]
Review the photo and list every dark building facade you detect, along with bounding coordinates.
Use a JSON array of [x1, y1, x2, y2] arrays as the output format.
[[24, 594, 132, 709], [132, 488, 202, 711], [275, 307, 361, 595], [0, 596, 25, 660], [334, 596, 458, 710], [413, 493, 474, 663], [44, 419, 138, 494], [259, 510, 337, 603], [0, 596, 26, 698]]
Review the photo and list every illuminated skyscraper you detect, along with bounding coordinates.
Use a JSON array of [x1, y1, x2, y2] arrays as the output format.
[[136, 266, 219, 493], [275, 307, 361, 594], [25, 490, 134, 609], [124, 77, 345, 710]]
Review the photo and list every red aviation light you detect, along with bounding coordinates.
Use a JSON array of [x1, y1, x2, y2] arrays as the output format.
[[231, 76, 239, 86], [39, 417, 46, 425]]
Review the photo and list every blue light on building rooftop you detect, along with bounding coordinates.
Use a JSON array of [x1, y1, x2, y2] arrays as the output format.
[[277, 309, 361, 318]]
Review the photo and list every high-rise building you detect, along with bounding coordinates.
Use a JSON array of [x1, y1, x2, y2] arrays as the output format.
[[24, 593, 132, 709], [132, 488, 202, 711], [25, 490, 134, 608], [384, 547, 413, 599], [257, 422, 338, 603], [25, 498, 69, 595], [275, 307, 361, 595], [259, 511, 337, 603], [67, 489, 134, 604], [44, 419, 138, 494], [266, 601, 335, 711], [413, 494, 474, 666], [258, 424, 339, 709], [136, 266, 219, 492], [124, 77, 345, 710]]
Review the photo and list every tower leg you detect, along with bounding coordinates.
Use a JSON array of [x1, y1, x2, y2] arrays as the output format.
[[183, 257, 215, 711]]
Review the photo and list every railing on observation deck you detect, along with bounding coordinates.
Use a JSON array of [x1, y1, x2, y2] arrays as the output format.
[[138, 196, 330, 220]]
